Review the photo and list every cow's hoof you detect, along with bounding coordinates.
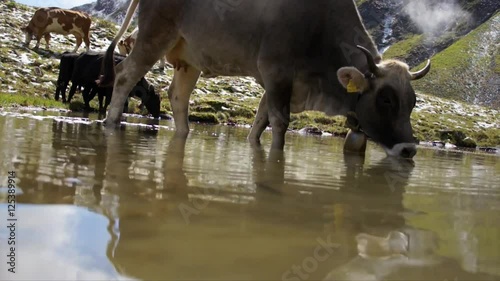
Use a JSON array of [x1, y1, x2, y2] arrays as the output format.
[[103, 118, 118, 128]]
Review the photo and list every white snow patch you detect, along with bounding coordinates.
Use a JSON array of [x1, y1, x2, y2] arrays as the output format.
[[20, 53, 33, 64]]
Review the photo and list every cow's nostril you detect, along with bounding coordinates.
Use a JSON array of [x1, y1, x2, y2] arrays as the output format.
[[401, 147, 417, 158]]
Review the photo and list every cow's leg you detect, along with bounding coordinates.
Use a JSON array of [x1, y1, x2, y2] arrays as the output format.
[[248, 92, 269, 145], [34, 35, 42, 49], [73, 35, 83, 53], [123, 98, 129, 114], [105, 33, 180, 126], [103, 88, 112, 112], [159, 57, 166, 70], [259, 63, 293, 150], [87, 86, 98, 102], [83, 33, 91, 52], [44, 33, 51, 50], [55, 84, 61, 101], [82, 86, 94, 110], [97, 88, 105, 112], [61, 82, 69, 103], [56, 81, 68, 102], [168, 67, 201, 135], [67, 83, 78, 104]]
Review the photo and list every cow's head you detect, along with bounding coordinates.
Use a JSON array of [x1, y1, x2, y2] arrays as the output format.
[[132, 78, 161, 118], [117, 40, 128, 56], [337, 46, 431, 158], [20, 25, 34, 46]]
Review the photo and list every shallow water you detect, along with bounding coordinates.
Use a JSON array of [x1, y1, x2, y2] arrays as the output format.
[[0, 110, 498, 281]]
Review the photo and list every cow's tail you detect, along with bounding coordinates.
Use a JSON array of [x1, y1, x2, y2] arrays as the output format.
[[98, 0, 139, 87]]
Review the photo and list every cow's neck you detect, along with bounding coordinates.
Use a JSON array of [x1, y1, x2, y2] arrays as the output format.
[[291, 73, 361, 117]]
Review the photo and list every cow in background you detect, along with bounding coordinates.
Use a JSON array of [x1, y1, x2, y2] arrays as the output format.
[[21, 7, 91, 52], [62, 52, 160, 117], [55, 51, 79, 102], [118, 27, 167, 70]]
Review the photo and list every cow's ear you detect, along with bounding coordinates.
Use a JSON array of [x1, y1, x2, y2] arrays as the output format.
[[337, 67, 369, 93]]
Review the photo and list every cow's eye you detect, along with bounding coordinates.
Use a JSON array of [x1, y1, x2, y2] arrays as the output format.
[[382, 96, 391, 105], [376, 86, 398, 111]]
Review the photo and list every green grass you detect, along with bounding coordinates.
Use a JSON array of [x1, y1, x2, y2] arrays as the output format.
[[355, 0, 368, 6], [494, 54, 500, 74], [411, 111, 499, 147], [0, 93, 65, 108], [383, 34, 424, 60], [412, 12, 499, 102]]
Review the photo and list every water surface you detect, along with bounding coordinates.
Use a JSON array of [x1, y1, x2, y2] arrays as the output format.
[[0, 110, 498, 280]]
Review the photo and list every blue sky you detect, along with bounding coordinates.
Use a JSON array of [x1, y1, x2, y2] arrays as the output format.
[[15, 0, 94, 9]]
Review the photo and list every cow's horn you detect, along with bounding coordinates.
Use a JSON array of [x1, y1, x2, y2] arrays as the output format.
[[357, 45, 379, 75], [410, 59, 431, 80]]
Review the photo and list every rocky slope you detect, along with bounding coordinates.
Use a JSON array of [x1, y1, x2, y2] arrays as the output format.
[[361, 0, 500, 108], [0, 1, 498, 149], [72, 0, 131, 23]]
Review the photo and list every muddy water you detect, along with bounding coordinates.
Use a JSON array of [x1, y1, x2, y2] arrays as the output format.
[[0, 110, 498, 281]]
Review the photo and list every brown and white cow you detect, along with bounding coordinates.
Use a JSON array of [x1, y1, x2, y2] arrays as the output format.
[[118, 27, 167, 69], [21, 7, 91, 52]]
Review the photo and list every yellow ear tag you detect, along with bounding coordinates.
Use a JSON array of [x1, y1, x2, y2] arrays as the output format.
[[347, 79, 359, 93]]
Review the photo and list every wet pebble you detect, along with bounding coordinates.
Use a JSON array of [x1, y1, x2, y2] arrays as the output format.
[[478, 147, 498, 153], [298, 127, 323, 135], [444, 143, 457, 149], [64, 177, 82, 185], [432, 141, 445, 148]]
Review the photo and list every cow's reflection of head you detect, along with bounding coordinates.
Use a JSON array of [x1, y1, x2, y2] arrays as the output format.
[[322, 154, 497, 281]]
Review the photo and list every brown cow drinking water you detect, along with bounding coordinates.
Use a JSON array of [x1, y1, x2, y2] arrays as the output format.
[[21, 7, 91, 52], [99, 0, 431, 158]]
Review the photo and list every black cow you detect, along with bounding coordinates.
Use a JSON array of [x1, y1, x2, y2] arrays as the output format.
[[66, 52, 161, 117], [55, 51, 79, 102]]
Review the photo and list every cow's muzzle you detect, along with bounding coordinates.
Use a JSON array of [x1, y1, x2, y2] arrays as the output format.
[[383, 143, 417, 159]]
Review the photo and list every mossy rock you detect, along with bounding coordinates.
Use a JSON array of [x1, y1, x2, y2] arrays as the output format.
[[439, 130, 477, 148], [192, 104, 218, 113], [203, 99, 230, 111], [230, 106, 255, 119], [188, 112, 219, 124]]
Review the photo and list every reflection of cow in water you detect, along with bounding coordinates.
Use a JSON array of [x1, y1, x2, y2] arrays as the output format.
[[320, 155, 497, 281], [99, 137, 417, 280], [99, 142, 497, 281], [16, 120, 498, 280]]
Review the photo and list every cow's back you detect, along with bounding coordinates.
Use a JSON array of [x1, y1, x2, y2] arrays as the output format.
[[72, 52, 125, 83], [136, 0, 371, 78], [58, 52, 79, 81], [31, 7, 91, 35]]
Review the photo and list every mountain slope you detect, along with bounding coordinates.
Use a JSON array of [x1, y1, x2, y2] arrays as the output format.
[[412, 12, 499, 108], [72, 0, 131, 23]]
